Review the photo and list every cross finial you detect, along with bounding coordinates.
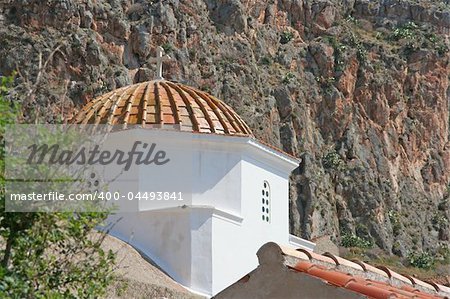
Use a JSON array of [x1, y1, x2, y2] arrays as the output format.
[[150, 46, 171, 80]]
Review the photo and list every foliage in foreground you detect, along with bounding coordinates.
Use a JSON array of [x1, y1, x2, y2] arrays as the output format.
[[0, 75, 115, 298]]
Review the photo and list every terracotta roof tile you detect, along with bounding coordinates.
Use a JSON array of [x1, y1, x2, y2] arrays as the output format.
[[277, 244, 447, 299], [291, 260, 445, 299], [71, 79, 253, 136], [345, 281, 399, 299]]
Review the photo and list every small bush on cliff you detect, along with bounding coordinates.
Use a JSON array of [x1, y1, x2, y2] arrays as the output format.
[[323, 36, 347, 72], [407, 251, 435, 269], [341, 233, 373, 249], [345, 15, 358, 25], [280, 31, 294, 44], [390, 22, 419, 41], [0, 75, 18, 127], [161, 43, 173, 53], [282, 72, 296, 84], [324, 31, 367, 70], [315, 76, 336, 95], [431, 214, 448, 229], [436, 244, 450, 264], [388, 22, 448, 57], [322, 151, 345, 171], [348, 33, 367, 64]]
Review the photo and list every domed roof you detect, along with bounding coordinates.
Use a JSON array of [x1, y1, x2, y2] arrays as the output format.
[[72, 79, 253, 136]]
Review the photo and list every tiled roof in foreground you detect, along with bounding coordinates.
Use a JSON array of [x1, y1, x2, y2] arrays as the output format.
[[278, 244, 450, 299], [72, 79, 253, 136], [218, 242, 450, 298]]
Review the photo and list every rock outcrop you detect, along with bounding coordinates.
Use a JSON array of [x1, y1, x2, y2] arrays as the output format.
[[0, 0, 449, 259]]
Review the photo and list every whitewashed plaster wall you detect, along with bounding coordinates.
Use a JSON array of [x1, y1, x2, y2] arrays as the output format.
[[210, 151, 295, 294], [103, 130, 300, 297]]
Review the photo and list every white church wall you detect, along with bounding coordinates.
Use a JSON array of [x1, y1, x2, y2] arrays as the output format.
[[189, 208, 213, 294], [101, 130, 302, 297], [240, 155, 292, 246], [190, 147, 242, 215], [210, 152, 297, 295], [109, 131, 245, 216], [97, 128, 194, 212], [107, 210, 193, 287], [211, 215, 251, 295]]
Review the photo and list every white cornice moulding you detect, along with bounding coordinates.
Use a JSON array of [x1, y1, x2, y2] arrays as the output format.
[[289, 234, 316, 251]]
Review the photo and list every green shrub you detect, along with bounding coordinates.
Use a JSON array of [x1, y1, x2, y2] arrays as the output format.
[[280, 31, 294, 44], [322, 151, 345, 171], [348, 33, 367, 64], [389, 22, 419, 41], [345, 15, 358, 24], [0, 74, 19, 128], [0, 75, 116, 298], [323, 36, 347, 72], [161, 42, 173, 53], [407, 251, 435, 269], [341, 233, 373, 249], [388, 22, 448, 57], [437, 244, 450, 264], [435, 43, 449, 55], [282, 72, 296, 84], [431, 214, 448, 229]]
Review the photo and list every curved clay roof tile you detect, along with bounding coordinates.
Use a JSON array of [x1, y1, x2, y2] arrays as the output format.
[[72, 80, 254, 137]]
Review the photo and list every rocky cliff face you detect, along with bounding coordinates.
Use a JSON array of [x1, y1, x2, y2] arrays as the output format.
[[1, 0, 449, 258]]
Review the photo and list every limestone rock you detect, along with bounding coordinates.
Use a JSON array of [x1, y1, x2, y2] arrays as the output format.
[[205, 0, 247, 34]]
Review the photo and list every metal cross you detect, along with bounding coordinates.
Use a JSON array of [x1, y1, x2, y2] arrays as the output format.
[[150, 46, 171, 80]]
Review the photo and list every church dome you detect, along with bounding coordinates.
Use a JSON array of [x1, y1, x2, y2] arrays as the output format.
[[72, 79, 253, 136]]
